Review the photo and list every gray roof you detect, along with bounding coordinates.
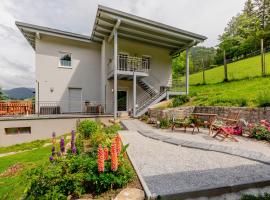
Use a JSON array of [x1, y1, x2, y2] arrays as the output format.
[[16, 21, 93, 50], [16, 5, 207, 54]]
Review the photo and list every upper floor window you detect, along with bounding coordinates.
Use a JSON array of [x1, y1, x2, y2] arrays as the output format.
[[142, 55, 151, 70], [59, 52, 72, 68]]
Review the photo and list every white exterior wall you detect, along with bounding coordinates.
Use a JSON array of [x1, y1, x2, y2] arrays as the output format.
[[35, 36, 101, 112], [104, 38, 172, 113]]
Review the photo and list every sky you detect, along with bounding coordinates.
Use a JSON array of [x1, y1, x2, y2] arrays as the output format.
[[0, 0, 246, 89]]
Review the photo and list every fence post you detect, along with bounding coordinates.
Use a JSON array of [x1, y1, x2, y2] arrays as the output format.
[[223, 50, 228, 82], [261, 38, 265, 76], [201, 58, 206, 84]]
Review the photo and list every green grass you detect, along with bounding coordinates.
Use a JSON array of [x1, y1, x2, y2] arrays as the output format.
[[0, 146, 51, 200], [185, 52, 270, 107], [190, 52, 270, 85], [189, 76, 270, 107], [0, 139, 49, 154]]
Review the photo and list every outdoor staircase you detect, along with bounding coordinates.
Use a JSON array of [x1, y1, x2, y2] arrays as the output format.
[[137, 79, 158, 96], [136, 78, 167, 117]]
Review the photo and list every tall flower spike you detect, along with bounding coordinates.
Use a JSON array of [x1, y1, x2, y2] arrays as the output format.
[[60, 137, 65, 154], [51, 146, 56, 156], [111, 142, 118, 171], [98, 145, 104, 173], [115, 134, 122, 155], [104, 147, 109, 160], [71, 130, 76, 149]]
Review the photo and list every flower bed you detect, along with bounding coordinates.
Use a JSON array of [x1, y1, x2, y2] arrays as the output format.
[[24, 120, 134, 199], [249, 120, 270, 142]]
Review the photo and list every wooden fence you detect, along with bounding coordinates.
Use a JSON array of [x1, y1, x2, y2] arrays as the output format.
[[0, 101, 34, 116]]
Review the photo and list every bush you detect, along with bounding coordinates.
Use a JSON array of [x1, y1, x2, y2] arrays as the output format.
[[257, 91, 270, 107], [240, 193, 270, 200], [104, 124, 122, 136], [172, 95, 190, 107], [210, 98, 247, 107], [159, 118, 171, 129], [78, 120, 99, 138], [25, 152, 134, 199]]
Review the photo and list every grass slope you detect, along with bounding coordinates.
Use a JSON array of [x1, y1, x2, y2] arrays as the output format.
[[187, 53, 270, 107], [190, 53, 270, 85], [189, 77, 270, 107]]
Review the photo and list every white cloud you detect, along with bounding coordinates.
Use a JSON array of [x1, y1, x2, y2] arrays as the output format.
[[0, 0, 246, 89]]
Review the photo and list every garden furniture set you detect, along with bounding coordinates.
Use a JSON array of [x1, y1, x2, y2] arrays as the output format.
[[170, 111, 241, 142]]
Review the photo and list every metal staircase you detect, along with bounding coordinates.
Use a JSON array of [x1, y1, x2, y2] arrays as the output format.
[[135, 79, 167, 117]]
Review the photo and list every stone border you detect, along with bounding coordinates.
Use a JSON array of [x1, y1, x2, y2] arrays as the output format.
[[137, 130, 270, 165]]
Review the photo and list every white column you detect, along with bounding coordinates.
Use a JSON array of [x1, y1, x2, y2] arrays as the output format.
[[133, 73, 136, 117], [185, 48, 189, 95], [101, 40, 106, 109], [113, 30, 118, 120]]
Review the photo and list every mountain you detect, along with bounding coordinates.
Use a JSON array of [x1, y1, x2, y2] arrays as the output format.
[[3, 87, 35, 100]]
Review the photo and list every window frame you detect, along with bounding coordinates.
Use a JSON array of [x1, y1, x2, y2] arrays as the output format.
[[59, 51, 72, 69]]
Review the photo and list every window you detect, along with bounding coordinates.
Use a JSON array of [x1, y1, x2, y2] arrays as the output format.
[[5, 127, 31, 135], [59, 52, 72, 68], [142, 55, 151, 70]]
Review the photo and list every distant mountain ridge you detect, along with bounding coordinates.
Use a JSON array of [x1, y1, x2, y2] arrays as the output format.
[[3, 87, 35, 100]]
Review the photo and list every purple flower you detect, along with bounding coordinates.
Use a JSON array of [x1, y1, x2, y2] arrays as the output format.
[[71, 130, 76, 149], [60, 137, 65, 153], [52, 132, 56, 138], [72, 146, 77, 155], [51, 146, 56, 156], [49, 156, 54, 162]]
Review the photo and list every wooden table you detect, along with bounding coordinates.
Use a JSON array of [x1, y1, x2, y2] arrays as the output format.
[[191, 113, 217, 134]]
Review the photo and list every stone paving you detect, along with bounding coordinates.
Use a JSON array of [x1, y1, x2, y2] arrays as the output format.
[[120, 119, 270, 199]]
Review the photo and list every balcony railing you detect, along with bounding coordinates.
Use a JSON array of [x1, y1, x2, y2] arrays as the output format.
[[118, 55, 150, 73]]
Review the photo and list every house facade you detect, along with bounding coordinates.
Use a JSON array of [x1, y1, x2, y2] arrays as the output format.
[[16, 5, 206, 118]]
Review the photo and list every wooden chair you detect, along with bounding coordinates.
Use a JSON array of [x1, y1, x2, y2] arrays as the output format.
[[211, 111, 240, 142]]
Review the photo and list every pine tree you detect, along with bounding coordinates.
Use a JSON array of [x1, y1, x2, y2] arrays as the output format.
[[244, 0, 255, 16], [254, 0, 270, 29]]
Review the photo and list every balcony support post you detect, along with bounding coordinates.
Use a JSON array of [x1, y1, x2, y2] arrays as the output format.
[[113, 29, 118, 120], [133, 72, 137, 117], [185, 47, 189, 95]]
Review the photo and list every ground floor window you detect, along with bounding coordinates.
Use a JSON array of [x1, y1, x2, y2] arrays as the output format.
[[5, 127, 31, 135]]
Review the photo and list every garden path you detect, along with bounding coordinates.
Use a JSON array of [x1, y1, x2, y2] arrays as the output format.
[[120, 119, 270, 199]]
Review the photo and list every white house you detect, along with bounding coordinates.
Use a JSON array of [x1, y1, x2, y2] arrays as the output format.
[[16, 5, 206, 118]]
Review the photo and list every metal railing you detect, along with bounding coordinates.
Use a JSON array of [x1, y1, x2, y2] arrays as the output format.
[[0, 100, 106, 117], [118, 55, 150, 73]]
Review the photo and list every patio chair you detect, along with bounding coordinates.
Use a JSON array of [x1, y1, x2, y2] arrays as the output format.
[[211, 111, 240, 142], [169, 112, 198, 134]]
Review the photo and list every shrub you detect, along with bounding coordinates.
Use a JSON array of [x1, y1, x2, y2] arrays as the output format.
[[25, 152, 134, 199], [78, 120, 99, 138], [159, 118, 171, 129], [172, 95, 190, 107], [104, 124, 122, 136], [240, 193, 270, 200], [257, 91, 270, 107]]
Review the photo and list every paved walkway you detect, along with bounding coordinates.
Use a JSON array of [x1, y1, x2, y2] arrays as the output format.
[[120, 119, 270, 199]]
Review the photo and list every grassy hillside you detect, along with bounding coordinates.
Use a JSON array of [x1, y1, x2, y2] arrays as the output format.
[[187, 53, 270, 107], [190, 53, 270, 85], [189, 77, 270, 107]]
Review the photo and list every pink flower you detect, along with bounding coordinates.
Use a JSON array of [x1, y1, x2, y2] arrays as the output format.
[[267, 127, 270, 132]]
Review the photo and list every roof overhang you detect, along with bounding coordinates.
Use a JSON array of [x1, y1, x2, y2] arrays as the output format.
[[16, 21, 94, 50], [91, 5, 207, 56]]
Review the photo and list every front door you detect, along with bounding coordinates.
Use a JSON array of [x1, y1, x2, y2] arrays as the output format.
[[117, 90, 127, 111]]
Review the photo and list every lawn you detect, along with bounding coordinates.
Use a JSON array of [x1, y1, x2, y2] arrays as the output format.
[[188, 76, 270, 107], [190, 52, 270, 85], [0, 145, 51, 200]]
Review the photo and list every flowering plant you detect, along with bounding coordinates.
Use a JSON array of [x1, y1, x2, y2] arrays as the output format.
[[251, 119, 270, 141]]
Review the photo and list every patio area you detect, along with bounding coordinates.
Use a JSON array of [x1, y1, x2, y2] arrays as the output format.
[[120, 119, 270, 199]]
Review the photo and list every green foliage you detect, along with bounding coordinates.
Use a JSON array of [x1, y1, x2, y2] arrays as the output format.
[[78, 120, 99, 139], [0, 139, 49, 154], [104, 124, 122, 136], [159, 118, 171, 129], [257, 90, 270, 107], [25, 152, 134, 199], [172, 95, 190, 107], [240, 193, 270, 200], [209, 97, 247, 107], [252, 126, 270, 141], [25, 123, 133, 199]]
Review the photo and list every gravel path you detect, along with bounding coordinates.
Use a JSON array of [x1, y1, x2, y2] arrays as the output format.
[[120, 119, 270, 199]]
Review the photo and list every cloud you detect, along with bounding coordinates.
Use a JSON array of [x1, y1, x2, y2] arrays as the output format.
[[0, 0, 246, 89]]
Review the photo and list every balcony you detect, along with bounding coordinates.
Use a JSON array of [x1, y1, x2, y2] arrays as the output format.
[[108, 55, 150, 79]]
